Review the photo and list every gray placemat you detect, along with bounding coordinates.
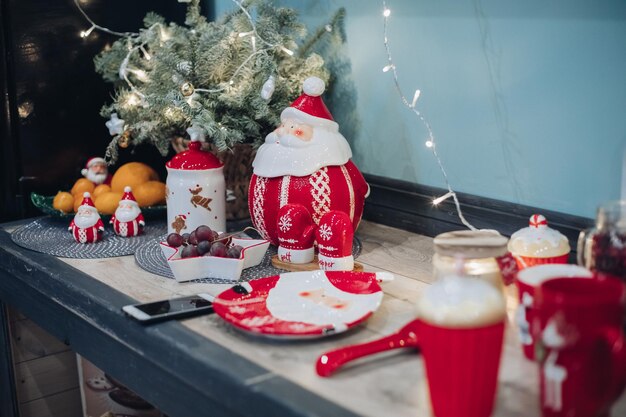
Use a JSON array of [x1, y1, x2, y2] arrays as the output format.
[[11, 217, 167, 259], [134, 236, 363, 285]]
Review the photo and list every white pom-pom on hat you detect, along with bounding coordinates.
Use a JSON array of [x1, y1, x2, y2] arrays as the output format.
[[124, 186, 132, 193], [83, 192, 91, 198], [302, 77, 325, 97]]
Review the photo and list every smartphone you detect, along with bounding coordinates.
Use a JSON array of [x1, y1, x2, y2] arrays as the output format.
[[122, 293, 214, 324]]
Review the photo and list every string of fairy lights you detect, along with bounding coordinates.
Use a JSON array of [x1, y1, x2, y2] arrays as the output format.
[[75, 0, 475, 229], [382, 1, 477, 230], [74, 0, 293, 105]]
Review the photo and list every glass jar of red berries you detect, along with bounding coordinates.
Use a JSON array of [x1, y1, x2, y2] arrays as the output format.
[[578, 200, 626, 282]]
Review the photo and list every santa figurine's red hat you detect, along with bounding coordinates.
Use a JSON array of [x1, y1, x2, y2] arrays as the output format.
[[81, 157, 106, 177], [281, 77, 339, 132], [78, 192, 98, 212], [121, 186, 139, 206]]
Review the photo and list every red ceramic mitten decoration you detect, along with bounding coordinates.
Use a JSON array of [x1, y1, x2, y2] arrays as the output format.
[[248, 76, 369, 246], [508, 214, 570, 269], [277, 204, 316, 264], [317, 211, 354, 271], [110, 186, 145, 237], [68, 192, 105, 243]]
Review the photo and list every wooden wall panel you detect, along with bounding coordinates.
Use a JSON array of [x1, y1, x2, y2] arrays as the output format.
[[10, 318, 69, 363]]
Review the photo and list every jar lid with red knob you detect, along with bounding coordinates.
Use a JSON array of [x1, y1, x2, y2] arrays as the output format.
[[166, 125, 223, 170]]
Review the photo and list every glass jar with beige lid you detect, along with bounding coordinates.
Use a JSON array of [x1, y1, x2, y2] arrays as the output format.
[[432, 230, 509, 291]]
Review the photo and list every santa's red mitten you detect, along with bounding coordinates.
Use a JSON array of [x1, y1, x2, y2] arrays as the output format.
[[316, 210, 354, 271], [276, 204, 316, 264]]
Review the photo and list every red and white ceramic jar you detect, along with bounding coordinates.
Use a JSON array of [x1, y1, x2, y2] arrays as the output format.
[[166, 130, 225, 235]]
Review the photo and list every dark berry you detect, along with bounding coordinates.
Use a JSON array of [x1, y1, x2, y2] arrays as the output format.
[[166, 233, 183, 247], [227, 245, 243, 259], [181, 245, 199, 258], [210, 230, 219, 242], [218, 233, 232, 246], [181, 233, 190, 245], [209, 242, 228, 258], [188, 231, 199, 245], [195, 225, 213, 242], [197, 240, 212, 256]]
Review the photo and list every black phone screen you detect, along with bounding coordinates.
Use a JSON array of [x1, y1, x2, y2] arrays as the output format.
[[134, 295, 212, 317]]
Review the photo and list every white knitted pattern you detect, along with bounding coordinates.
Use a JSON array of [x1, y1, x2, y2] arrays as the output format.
[[340, 165, 355, 222], [279, 175, 291, 208], [252, 177, 269, 239], [309, 168, 331, 224]]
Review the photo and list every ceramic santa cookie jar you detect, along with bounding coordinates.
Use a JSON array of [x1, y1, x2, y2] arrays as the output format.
[[508, 214, 570, 269], [110, 186, 145, 237], [68, 192, 105, 243], [249, 76, 369, 246], [166, 124, 226, 235]]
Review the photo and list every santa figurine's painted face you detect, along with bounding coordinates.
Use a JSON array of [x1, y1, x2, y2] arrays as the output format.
[[253, 117, 352, 178], [115, 201, 140, 223], [85, 162, 108, 185], [74, 206, 99, 228], [274, 118, 313, 144]]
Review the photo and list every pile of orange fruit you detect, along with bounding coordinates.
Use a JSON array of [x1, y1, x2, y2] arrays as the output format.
[[52, 162, 166, 215]]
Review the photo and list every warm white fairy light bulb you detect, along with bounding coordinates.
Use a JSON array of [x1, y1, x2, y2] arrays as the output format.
[[280, 46, 295, 56], [381, 0, 477, 230], [80, 25, 95, 38], [140, 45, 151, 60]]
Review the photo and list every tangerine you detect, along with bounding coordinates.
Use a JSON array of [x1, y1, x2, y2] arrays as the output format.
[[134, 181, 166, 207], [71, 178, 95, 196], [94, 191, 124, 215], [110, 162, 159, 193], [93, 184, 111, 200], [52, 191, 73, 213]]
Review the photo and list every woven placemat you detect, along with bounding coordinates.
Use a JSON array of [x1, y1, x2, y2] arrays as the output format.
[[11, 217, 167, 259], [134, 236, 363, 285]]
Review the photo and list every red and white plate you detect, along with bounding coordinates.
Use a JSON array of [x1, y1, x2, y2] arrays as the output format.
[[213, 270, 393, 339]]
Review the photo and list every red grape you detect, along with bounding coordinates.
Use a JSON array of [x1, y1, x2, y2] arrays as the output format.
[[195, 225, 213, 242], [209, 242, 228, 257], [218, 233, 232, 246], [181, 245, 199, 258], [197, 240, 212, 256], [227, 245, 243, 259], [210, 230, 219, 242], [188, 231, 199, 245], [166, 233, 183, 247]]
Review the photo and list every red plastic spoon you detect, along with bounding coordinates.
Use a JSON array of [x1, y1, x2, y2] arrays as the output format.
[[316, 320, 420, 377]]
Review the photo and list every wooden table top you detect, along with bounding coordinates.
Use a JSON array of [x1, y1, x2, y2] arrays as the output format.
[[2, 219, 625, 417]]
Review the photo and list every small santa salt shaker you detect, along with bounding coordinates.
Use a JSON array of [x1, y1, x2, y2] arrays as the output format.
[[166, 124, 226, 235], [68, 192, 104, 243], [110, 186, 145, 237]]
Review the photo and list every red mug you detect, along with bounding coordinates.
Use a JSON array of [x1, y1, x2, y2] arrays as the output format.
[[515, 264, 592, 360], [533, 277, 626, 417]]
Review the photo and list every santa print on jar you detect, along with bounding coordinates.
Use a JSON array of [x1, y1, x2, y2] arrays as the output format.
[[81, 157, 112, 185], [249, 76, 369, 270], [166, 125, 226, 235]]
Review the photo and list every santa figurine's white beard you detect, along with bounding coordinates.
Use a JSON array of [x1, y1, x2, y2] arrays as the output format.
[[265, 271, 381, 328], [74, 209, 99, 228], [253, 128, 352, 177], [86, 170, 108, 185], [115, 204, 140, 223]]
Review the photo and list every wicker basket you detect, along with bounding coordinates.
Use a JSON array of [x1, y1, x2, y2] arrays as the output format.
[[171, 138, 256, 221]]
